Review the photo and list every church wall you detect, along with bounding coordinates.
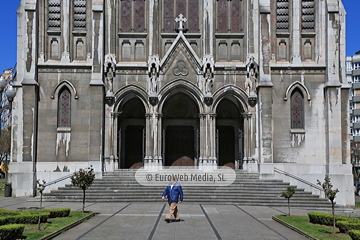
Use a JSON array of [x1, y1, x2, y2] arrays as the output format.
[[272, 73, 327, 165], [36, 71, 94, 165]]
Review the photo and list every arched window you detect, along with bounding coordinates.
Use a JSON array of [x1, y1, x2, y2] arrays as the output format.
[[291, 88, 304, 129], [58, 88, 71, 128]]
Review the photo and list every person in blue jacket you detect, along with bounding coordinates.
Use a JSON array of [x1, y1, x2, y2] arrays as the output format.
[[162, 176, 183, 223]]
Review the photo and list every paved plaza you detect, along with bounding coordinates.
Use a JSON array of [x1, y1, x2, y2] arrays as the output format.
[[1, 196, 360, 240]]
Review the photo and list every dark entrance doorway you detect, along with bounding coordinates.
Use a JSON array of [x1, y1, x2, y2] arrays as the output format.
[[124, 126, 144, 169], [118, 98, 145, 169], [165, 126, 194, 165], [216, 98, 244, 168], [162, 92, 199, 166], [218, 126, 235, 166]]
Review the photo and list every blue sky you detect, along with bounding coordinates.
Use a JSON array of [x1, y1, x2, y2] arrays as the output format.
[[0, 0, 359, 72]]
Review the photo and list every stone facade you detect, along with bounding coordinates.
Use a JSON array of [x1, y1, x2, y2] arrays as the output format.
[[10, 0, 354, 206]]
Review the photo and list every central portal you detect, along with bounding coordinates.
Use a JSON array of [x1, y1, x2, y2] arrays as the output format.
[[165, 126, 194, 165], [162, 92, 199, 166]]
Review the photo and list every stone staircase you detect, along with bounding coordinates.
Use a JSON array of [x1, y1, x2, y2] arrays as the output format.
[[43, 170, 332, 208]]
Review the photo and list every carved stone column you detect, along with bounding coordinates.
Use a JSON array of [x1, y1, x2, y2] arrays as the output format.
[[209, 113, 217, 165], [144, 113, 152, 165], [198, 114, 206, 165], [155, 113, 163, 166]]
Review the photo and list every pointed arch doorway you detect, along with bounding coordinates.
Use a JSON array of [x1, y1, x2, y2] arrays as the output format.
[[216, 98, 244, 168], [117, 98, 146, 169], [162, 93, 199, 166]]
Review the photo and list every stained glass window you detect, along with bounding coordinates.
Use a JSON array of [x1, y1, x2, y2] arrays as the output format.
[[217, 0, 228, 33], [291, 89, 304, 129], [163, 0, 199, 32], [216, 0, 242, 33], [120, 0, 145, 32], [58, 88, 71, 128]]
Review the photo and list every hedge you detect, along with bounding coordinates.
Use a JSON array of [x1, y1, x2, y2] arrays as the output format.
[[308, 212, 355, 226], [0, 208, 71, 219], [0, 209, 20, 217], [28, 208, 71, 218], [0, 208, 71, 227], [46, 208, 71, 218], [0, 224, 25, 240], [0, 212, 50, 225], [337, 221, 360, 234], [349, 230, 360, 240]]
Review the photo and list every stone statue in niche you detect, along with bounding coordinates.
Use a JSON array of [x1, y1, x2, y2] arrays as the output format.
[[147, 55, 160, 96], [245, 56, 259, 96], [204, 65, 213, 95], [104, 54, 117, 96], [149, 64, 158, 94], [201, 55, 215, 95]]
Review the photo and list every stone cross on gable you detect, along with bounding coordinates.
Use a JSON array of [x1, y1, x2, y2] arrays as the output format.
[[175, 14, 187, 32]]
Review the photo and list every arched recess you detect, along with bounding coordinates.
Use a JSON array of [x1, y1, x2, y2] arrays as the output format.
[[158, 79, 204, 114], [114, 85, 149, 169], [284, 81, 311, 101], [212, 86, 251, 169], [212, 85, 249, 113], [114, 84, 150, 114], [215, 96, 245, 169], [158, 80, 203, 166], [51, 80, 79, 99]]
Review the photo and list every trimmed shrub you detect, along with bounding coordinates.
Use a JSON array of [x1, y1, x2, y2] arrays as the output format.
[[337, 221, 360, 233], [0, 209, 19, 217], [48, 208, 71, 218], [0, 212, 50, 225], [28, 208, 71, 219], [349, 230, 360, 240], [308, 212, 353, 226], [0, 224, 25, 240]]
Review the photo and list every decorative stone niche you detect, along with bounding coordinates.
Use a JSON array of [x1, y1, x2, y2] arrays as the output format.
[[231, 41, 241, 61], [215, 36, 244, 62], [49, 37, 60, 60], [121, 40, 131, 61], [218, 41, 228, 61], [301, 37, 315, 62], [119, 36, 147, 62], [134, 41, 145, 61], [276, 37, 289, 62], [74, 37, 86, 60]]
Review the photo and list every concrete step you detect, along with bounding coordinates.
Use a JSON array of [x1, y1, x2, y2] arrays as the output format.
[[43, 170, 331, 208]]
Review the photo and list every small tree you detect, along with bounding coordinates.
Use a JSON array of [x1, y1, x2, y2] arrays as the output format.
[[317, 177, 339, 234], [36, 179, 46, 230], [281, 186, 295, 216], [71, 167, 95, 213], [0, 129, 11, 181]]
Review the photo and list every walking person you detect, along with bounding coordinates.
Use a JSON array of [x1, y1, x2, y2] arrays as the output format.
[[162, 176, 183, 223]]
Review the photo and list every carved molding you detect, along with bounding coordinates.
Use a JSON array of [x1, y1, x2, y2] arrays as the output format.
[[284, 81, 311, 101], [51, 80, 79, 99]]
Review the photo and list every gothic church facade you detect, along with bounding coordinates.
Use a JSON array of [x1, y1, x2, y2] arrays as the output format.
[[10, 0, 354, 205]]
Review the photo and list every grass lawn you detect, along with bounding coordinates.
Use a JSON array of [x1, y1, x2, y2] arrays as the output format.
[[0, 180, 5, 195], [356, 201, 360, 208], [23, 211, 93, 240], [276, 215, 351, 240]]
